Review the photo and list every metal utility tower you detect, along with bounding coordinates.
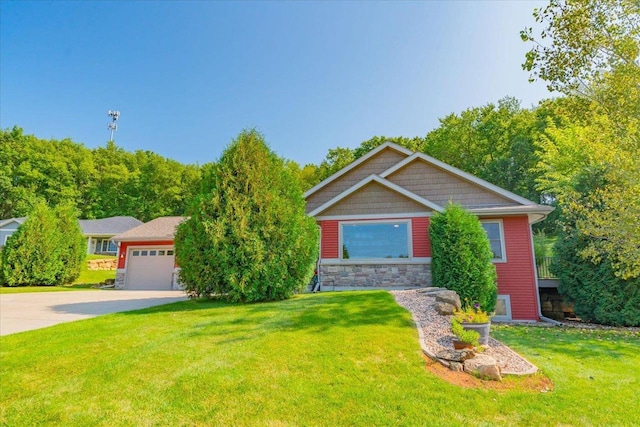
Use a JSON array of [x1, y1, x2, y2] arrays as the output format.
[[107, 110, 120, 141]]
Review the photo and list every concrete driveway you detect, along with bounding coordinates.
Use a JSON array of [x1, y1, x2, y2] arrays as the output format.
[[0, 290, 188, 336]]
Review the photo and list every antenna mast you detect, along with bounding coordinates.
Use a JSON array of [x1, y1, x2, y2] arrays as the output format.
[[107, 110, 120, 142]]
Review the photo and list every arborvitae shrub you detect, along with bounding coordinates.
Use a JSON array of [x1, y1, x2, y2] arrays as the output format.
[[175, 129, 319, 302], [429, 203, 497, 313], [1, 202, 85, 286], [553, 222, 640, 326]]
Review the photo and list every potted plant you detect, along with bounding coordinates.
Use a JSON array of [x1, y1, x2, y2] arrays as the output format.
[[453, 303, 491, 346], [451, 318, 480, 349]]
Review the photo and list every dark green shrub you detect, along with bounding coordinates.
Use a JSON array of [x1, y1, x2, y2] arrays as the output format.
[[553, 223, 640, 326], [0, 202, 85, 286], [429, 203, 497, 313], [175, 129, 319, 302], [56, 204, 87, 284]]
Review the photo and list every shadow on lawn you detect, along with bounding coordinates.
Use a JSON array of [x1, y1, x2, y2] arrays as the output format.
[[121, 290, 416, 335]]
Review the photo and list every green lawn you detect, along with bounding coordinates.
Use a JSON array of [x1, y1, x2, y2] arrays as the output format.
[[1, 291, 639, 426]]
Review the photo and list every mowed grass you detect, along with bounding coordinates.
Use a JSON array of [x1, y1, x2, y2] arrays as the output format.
[[1, 291, 639, 426]]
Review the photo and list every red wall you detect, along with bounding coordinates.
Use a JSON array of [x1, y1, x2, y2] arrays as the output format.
[[318, 215, 539, 321], [116, 240, 175, 269], [494, 216, 540, 321]]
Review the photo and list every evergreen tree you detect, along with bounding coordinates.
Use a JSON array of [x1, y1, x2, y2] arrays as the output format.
[[175, 129, 318, 302], [429, 204, 498, 313]]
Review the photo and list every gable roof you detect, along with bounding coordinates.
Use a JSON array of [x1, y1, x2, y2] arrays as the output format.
[[304, 142, 413, 198], [305, 142, 554, 223], [0, 218, 26, 229], [112, 216, 186, 242], [308, 175, 443, 217], [79, 216, 143, 236], [380, 152, 536, 206]]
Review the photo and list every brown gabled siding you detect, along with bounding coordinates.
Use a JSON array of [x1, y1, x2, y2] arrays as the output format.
[[306, 148, 408, 213], [386, 159, 517, 207], [319, 182, 429, 216]]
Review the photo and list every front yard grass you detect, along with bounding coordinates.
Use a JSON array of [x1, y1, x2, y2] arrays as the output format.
[[1, 291, 639, 426]]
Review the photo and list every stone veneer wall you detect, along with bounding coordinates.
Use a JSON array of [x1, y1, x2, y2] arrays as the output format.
[[115, 269, 126, 289], [319, 263, 431, 289]]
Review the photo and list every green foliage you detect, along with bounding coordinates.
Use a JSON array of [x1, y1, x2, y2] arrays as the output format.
[[55, 204, 87, 284], [553, 204, 640, 326], [453, 305, 491, 324], [429, 204, 497, 313], [175, 129, 319, 302], [451, 319, 481, 346], [524, 0, 640, 280], [0, 202, 84, 286], [0, 127, 204, 222]]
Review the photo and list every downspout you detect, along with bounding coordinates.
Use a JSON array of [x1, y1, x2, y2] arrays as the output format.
[[529, 223, 563, 326]]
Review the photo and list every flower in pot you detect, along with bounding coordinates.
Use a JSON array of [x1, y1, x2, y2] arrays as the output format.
[[451, 318, 480, 349], [453, 302, 491, 346]]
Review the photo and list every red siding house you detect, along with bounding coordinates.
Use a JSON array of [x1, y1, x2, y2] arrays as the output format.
[[305, 142, 553, 321]]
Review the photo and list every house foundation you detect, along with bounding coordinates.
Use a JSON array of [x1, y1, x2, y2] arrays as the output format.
[[319, 263, 431, 290]]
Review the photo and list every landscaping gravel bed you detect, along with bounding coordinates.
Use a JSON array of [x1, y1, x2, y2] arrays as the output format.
[[391, 289, 538, 375]]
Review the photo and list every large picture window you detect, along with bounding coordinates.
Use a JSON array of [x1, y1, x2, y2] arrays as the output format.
[[341, 221, 410, 260], [481, 221, 505, 261]]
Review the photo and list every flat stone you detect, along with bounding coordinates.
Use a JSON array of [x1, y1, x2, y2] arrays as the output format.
[[435, 290, 461, 310], [433, 301, 456, 315], [436, 349, 475, 362], [417, 287, 445, 294], [449, 361, 464, 372]]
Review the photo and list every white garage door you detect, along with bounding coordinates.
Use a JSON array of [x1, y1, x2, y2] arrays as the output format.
[[126, 247, 175, 290]]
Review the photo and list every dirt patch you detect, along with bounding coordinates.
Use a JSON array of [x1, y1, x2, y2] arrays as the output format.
[[423, 355, 554, 392]]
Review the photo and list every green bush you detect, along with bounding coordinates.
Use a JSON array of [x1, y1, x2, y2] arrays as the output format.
[[175, 129, 319, 302], [553, 224, 640, 326], [451, 319, 480, 346], [429, 203, 497, 313], [0, 202, 85, 286]]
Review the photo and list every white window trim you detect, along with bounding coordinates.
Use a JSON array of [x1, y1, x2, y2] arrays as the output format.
[[491, 295, 512, 321], [481, 219, 507, 263], [338, 219, 413, 262]]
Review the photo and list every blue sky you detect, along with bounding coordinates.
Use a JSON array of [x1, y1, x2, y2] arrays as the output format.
[[1, 1, 550, 166]]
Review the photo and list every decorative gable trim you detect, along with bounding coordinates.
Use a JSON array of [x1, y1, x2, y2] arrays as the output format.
[[380, 152, 536, 206], [304, 142, 413, 198], [308, 174, 443, 217]]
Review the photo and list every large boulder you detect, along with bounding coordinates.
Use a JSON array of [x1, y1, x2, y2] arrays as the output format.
[[463, 354, 502, 381], [433, 301, 456, 315], [435, 290, 461, 310]]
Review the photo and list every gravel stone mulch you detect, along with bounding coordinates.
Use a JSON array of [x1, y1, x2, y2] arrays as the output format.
[[391, 289, 538, 375]]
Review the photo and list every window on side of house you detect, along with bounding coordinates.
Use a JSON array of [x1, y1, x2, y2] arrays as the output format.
[[340, 221, 411, 260], [481, 220, 506, 262]]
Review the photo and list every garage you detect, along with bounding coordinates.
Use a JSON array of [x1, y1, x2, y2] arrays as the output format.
[[111, 216, 186, 291], [125, 247, 175, 290]]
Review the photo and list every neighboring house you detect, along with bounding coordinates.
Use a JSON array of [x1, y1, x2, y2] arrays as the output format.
[[112, 216, 185, 290], [305, 142, 553, 321], [80, 216, 143, 255], [0, 218, 26, 249], [0, 216, 142, 255]]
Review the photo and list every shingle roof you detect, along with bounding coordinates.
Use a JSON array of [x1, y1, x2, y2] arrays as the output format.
[[79, 216, 143, 235], [0, 217, 26, 228], [111, 216, 186, 242]]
